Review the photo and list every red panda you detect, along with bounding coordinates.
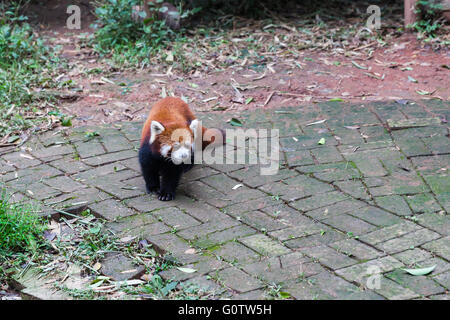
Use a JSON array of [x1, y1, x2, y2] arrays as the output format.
[[139, 97, 224, 201]]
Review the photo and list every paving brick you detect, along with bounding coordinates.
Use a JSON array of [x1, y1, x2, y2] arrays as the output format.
[[433, 270, 450, 289], [285, 149, 315, 167], [386, 269, 445, 296], [301, 245, 358, 270], [269, 220, 325, 241], [411, 154, 449, 175], [360, 125, 391, 142], [430, 294, 450, 300], [100, 253, 145, 281], [89, 199, 136, 221], [119, 157, 141, 172], [184, 181, 261, 208], [322, 213, 377, 236], [375, 228, 441, 254], [174, 196, 225, 223], [215, 241, 261, 264], [228, 166, 297, 188], [284, 227, 346, 249], [406, 193, 442, 214], [421, 135, 449, 155], [299, 162, 361, 182], [101, 134, 133, 153], [290, 191, 349, 212], [106, 213, 167, 236], [359, 222, 422, 245], [374, 277, 420, 300], [334, 179, 370, 200], [369, 173, 429, 197], [286, 272, 384, 300], [260, 205, 316, 227], [416, 211, 449, 236], [181, 275, 229, 297], [423, 174, 449, 195], [151, 207, 201, 230], [422, 257, 450, 275], [44, 187, 111, 209], [242, 252, 323, 284], [392, 248, 433, 266], [223, 197, 281, 217], [310, 146, 344, 164], [237, 210, 288, 232], [239, 234, 291, 257], [124, 195, 171, 212], [304, 199, 367, 221], [421, 236, 450, 261], [231, 289, 268, 300], [336, 256, 403, 284], [2, 164, 62, 183], [193, 225, 256, 249], [30, 144, 74, 161], [330, 239, 384, 261], [375, 195, 413, 216], [387, 117, 441, 130], [216, 267, 264, 293], [49, 156, 91, 174], [24, 182, 61, 200], [176, 217, 240, 241], [43, 175, 86, 193], [87, 171, 143, 200], [74, 140, 105, 159], [395, 137, 432, 157], [347, 206, 403, 227], [342, 150, 388, 177], [2, 152, 42, 169], [180, 167, 219, 184], [160, 257, 228, 282], [82, 149, 137, 166], [72, 162, 128, 181], [147, 233, 200, 264]]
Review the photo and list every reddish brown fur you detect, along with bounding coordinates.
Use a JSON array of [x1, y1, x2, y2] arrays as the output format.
[[141, 97, 223, 151], [140, 97, 195, 147]]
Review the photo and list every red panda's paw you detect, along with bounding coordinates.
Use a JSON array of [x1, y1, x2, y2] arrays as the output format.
[[146, 185, 160, 194], [158, 192, 175, 201]]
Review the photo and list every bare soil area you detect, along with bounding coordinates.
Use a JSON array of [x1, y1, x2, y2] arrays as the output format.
[[28, 0, 450, 128]]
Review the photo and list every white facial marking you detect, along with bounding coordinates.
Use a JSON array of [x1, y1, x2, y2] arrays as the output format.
[[149, 120, 165, 144], [160, 144, 171, 157], [189, 119, 200, 153], [189, 119, 199, 134], [171, 145, 191, 165]]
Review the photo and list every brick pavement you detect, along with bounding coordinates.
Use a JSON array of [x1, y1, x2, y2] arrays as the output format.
[[1, 100, 448, 299]]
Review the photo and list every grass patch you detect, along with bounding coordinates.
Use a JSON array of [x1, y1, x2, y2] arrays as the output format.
[[91, 0, 182, 68], [0, 190, 46, 257], [0, 189, 47, 286], [412, 0, 449, 46], [0, 204, 219, 299], [0, 3, 61, 140]]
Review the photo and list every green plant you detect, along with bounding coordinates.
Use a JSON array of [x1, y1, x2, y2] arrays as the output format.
[[92, 0, 174, 67], [0, 190, 46, 256], [0, 4, 60, 138], [413, 0, 443, 37], [48, 110, 73, 127], [265, 283, 291, 299]]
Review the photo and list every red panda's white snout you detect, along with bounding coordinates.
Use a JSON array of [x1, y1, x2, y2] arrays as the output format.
[[151, 120, 198, 165]]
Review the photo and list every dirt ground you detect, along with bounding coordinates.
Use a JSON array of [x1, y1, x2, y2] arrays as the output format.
[[28, 0, 450, 128]]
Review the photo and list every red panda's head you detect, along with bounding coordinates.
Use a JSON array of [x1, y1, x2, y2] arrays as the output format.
[[149, 119, 199, 165]]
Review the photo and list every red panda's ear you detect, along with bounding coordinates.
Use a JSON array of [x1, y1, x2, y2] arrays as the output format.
[[189, 119, 199, 138], [149, 120, 165, 144]]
